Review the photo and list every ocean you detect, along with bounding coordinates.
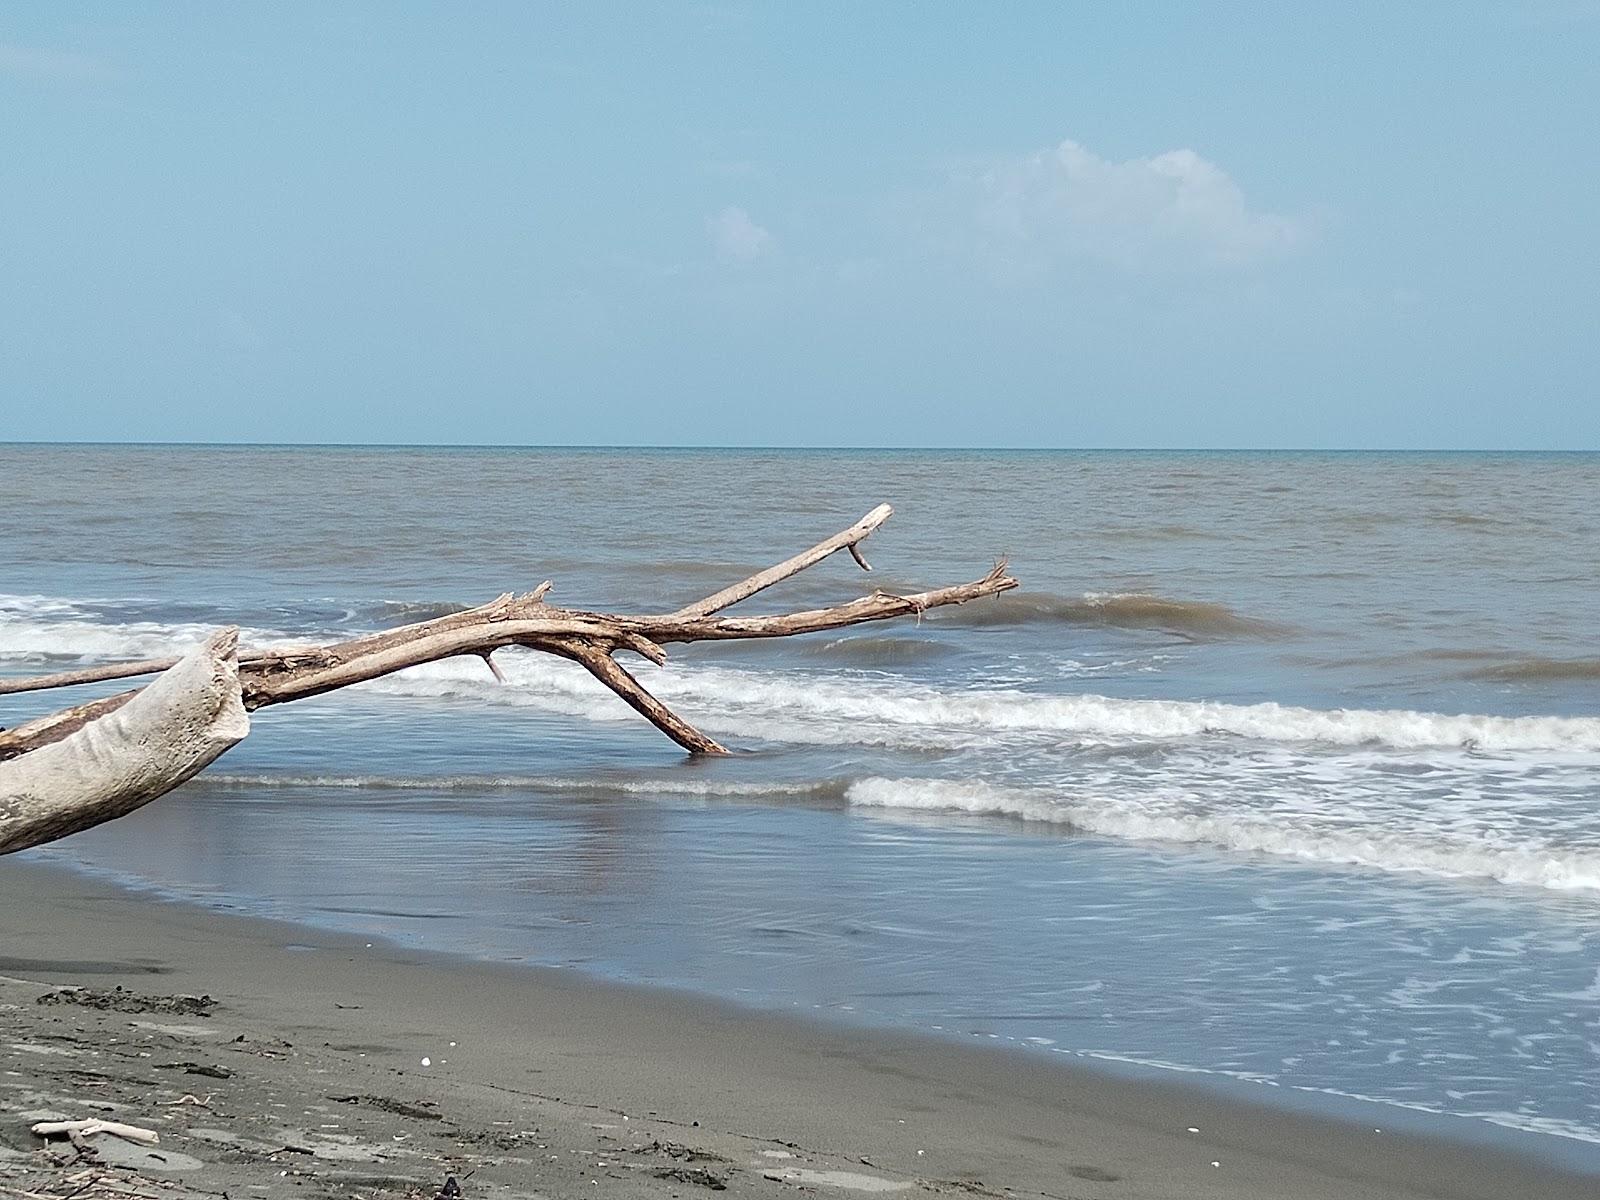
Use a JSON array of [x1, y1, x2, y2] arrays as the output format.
[[4, 445, 1598, 1155]]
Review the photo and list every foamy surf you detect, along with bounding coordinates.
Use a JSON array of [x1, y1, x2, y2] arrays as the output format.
[[0, 594, 298, 663], [367, 651, 1600, 754], [844, 777, 1600, 893], [0, 614, 292, 663]]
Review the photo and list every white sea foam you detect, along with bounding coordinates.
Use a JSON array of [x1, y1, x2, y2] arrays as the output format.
[[844, 776, 1600, 893], [1284, 1085, 1600, 1146], [0, 594, 294, 662], [1464, 1111, 1600, 1146], [364, 650, 1600, 754]]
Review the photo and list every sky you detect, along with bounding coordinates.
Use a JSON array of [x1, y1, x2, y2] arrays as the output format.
[[2, 3, 1597, 448]]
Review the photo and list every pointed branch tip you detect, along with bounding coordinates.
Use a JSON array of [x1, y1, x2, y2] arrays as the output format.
[[670, 503, 896, 620]]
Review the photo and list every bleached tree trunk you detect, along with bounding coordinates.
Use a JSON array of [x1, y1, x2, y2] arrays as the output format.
[[0, 629, 248, 855]]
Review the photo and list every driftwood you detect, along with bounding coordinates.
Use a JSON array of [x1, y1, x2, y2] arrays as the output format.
[[0, 505, 1017, 854], [0, 630, 248, 855], [31, 1119, 162, 1147]]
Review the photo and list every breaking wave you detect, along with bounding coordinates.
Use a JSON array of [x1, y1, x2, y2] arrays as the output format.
[[928, 590, 1286, 638], [0, 593, 300, 663], [0, 614, 290, 664], [845, 778, 1600, 893], [365, 653, 1600, 754]]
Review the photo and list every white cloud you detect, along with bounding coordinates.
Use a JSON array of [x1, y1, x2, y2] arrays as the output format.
[[971, 138, 1308, 271], [0, 42, 105, 83], [707, 206, 775, 262]]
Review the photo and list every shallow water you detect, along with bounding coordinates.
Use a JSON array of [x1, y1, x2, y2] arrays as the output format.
[[4, 446, 1598, 1153]]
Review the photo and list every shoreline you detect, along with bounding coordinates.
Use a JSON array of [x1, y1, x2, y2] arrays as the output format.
[[27, 837, 1600, 1162], [2, 857, 1596, 1198]]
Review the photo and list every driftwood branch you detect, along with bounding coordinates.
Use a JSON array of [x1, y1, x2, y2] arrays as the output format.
[[670, 502, 890, 619], [0, 506, 1017, 852], [32, 1119, 162, 1147], [553, 641, 728, 756]]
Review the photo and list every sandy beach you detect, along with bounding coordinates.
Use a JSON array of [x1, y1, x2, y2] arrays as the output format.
[[1, 858, 1592, 1200]]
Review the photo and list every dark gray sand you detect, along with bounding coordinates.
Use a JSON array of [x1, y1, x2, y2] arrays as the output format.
[[1, 859, 1594, 1199]]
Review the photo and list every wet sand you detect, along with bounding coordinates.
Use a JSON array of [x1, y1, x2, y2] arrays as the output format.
[[1, 857, 1594, 1199]]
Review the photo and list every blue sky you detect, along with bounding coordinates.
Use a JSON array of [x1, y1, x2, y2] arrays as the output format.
[[2, 3, 1596, 447]]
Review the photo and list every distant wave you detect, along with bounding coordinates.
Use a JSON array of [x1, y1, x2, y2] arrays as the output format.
[[928, 590, 1287, 638], [1432, 511, 1518, 531], [792, 635, 959, 667], [1465, 658, 1600, 683], [1297, 648, 1600, 686], [364, 599, 472, 623], [1097, 524, 1220, 542], [846, 778, 1600, 893]]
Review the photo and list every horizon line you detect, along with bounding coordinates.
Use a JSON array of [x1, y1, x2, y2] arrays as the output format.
[[3, 440, 1597, 455]]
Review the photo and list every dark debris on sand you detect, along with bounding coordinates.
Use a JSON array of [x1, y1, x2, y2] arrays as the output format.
[[654, 1164, 731, 1190], [34, 986, 217, 1017], [1, 973, 957, 1199]]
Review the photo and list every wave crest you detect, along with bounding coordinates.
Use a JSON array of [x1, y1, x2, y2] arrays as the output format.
[[930, 590, 1286, 638], [365, 599, 472, 623], [1467, 658, 1600, 683], [845, 777, 1600, 893], [793, 635, 958, 667], [367, 655, 1600, 753]]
